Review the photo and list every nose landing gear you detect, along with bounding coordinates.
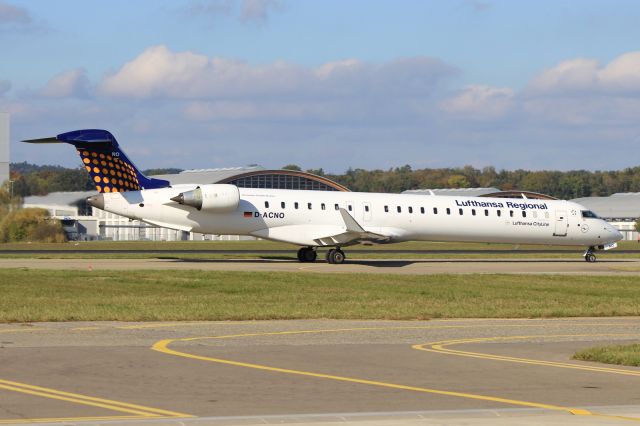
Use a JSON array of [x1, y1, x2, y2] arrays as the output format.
[[584, 246, 597, 263]]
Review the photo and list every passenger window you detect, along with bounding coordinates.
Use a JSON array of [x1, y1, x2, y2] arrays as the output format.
[[459, 208, 463, 215], [420, 207, 425, 214], [335, 203, 339, 210], [433, 207, 438, 214], [348, 205, 353, 212], [397, 206, 402, 213], [484, 209, 489, 216], [497, 210, 502, 217], [265, 201, 269, 208], [321, 203, 326, 210], [522, 211, 527, 218], [281, 201, 285, 209], [365, 205, 370, 212], [408, 206, 413, 214], [446, 208, 451, 215], [308, 203, 312, 210], [472, 209, 476, 216], [509, 210, 514, 217], [384, 205, 389, 213], [294, 202, 299, 209]]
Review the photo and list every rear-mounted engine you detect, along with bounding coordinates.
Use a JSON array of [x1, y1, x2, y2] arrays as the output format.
[[170, 184, 240, 212]]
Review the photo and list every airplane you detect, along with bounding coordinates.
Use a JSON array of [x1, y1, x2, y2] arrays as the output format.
[[24, 129, 623, 263]]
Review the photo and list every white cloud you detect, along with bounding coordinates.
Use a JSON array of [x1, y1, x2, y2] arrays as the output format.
[[239, 0, 280, 23], [10, 48, 640, 172], [0, 80, 10, 97], [465, 0, 491, 13], [598, 51, 640, 92], [528, 51, 640, 95], [528, 58, 599, 94], [98, 45, 455, 100], [0, 1, 30, 25], [182, 0, 233, 19], [0, 1, 46, 33], [39, 68, 90, 98], [182, 0, 281, 24], [441, 85, 515, 120]]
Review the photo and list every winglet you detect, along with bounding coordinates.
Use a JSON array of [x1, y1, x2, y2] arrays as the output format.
[[339, 208, 365, 233], [312, 208, 390, 246]]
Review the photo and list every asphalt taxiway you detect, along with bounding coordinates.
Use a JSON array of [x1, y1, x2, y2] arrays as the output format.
[[1, 318, 640, 425], [2, 257, 640, 275]]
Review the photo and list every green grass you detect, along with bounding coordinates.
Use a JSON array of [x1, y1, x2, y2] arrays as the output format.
[[2, 269, 640, 322], [573, 344, 640, 367]]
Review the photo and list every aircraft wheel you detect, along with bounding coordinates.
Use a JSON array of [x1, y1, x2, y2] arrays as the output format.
[[332, 250, 346, 264], [304, 248, 317, 262], [297, 247, 316, 262], [327, 249, 345, 264], [326, 249, 335, 263], [585, 253, 597, 263]]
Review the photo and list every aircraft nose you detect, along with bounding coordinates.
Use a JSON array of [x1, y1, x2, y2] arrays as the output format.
[[614, 229, 624, 241], [87, 194, 105, 210], [606, 223, 623, 241]]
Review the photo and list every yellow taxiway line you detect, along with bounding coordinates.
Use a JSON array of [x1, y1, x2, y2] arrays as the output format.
[[150, 325, 640, 422], [0, 416, 154, 425], [0, 378, 192, 421], [414, 334, 640, 377], [2, 321, 638, 423]]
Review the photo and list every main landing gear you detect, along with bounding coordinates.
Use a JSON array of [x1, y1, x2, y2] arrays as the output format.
[[297, 247, 317, 262], [326, 248, 346, 264], [584, 246, 597, 263], [296, 247, 346, 264]]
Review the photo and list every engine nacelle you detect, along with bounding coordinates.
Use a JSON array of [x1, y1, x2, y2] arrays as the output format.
[[171, 184, 240, 212]]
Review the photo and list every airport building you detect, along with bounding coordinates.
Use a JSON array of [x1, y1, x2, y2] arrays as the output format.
[[23, 167, 349, 241], [0, 113, 8, 186], [573, 193, 640, 241]]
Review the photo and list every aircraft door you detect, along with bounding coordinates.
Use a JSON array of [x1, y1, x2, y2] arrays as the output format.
[[553, 210, 568, 236], [362, 202, 372, 222]]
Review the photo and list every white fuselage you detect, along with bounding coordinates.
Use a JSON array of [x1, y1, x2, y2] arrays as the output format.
[[99, 185, 622, 247]]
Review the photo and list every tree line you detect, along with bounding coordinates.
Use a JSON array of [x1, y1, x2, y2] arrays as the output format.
[[295, 164, 640, 199], [7, 162, 640, 200], [0, 181, 66, 243]]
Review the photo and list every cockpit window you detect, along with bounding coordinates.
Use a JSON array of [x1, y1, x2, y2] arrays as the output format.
[[581, 210, 598, 219]]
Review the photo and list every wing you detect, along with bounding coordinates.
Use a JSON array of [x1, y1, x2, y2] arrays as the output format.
[[312, 208, 390, 246], [249, 208, 392, 246]]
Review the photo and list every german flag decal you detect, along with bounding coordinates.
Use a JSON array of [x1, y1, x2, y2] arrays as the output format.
[[243, 211, 253, 218]]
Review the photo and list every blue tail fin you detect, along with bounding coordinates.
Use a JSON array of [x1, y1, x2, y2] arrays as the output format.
[[24, 129, 170, 193]]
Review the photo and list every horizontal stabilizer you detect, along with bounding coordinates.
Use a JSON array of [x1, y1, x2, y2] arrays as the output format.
[[22, 137, 62, 144]]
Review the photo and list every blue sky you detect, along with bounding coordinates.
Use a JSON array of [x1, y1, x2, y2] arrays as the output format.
[[2, 0, 640, 172]]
